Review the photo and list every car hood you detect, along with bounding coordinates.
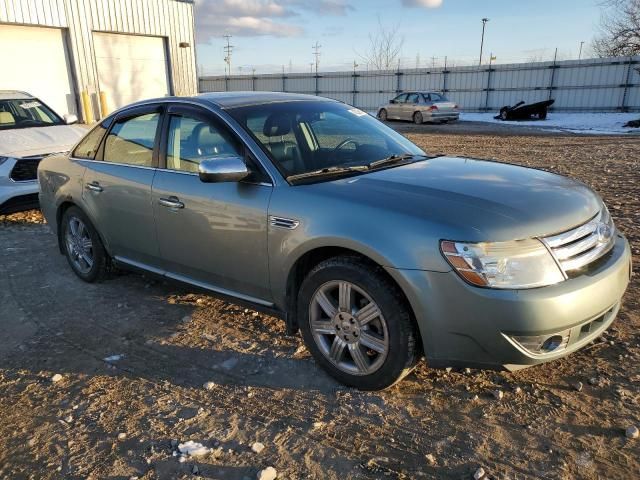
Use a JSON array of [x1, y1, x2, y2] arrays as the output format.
[[310, 156, 601, 242], [0, 125, 86, 157]]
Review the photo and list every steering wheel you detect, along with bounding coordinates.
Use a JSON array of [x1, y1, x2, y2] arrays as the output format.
[[334, 138, 358, 151]]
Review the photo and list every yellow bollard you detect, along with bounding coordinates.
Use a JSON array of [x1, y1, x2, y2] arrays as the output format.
[[81, 90, 93, 123], [99, 91, 109, 118]]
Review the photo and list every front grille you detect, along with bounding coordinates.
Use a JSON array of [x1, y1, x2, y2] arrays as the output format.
[[542, 209, 616, 275], [10, 157, 42, 182]]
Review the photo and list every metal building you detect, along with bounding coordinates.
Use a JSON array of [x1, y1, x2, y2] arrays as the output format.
[[0, 0, 197, 122]]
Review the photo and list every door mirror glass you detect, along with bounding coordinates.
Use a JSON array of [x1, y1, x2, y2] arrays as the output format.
[[389, 99, 396, 104], [198, 156, 249, 183], [64, 114, 78, 125]]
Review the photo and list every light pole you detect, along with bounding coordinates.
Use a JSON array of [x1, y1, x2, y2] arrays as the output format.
[[479, 18, 489, 66], [579, 41, 585, 60]]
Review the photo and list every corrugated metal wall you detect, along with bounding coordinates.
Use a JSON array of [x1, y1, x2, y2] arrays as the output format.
[[0, 0, 197, 121], [200, 56, 640, 113]]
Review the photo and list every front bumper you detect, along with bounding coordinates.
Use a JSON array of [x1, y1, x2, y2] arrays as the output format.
[[387, 233, 632, 370], [0, 158, 39, 214]]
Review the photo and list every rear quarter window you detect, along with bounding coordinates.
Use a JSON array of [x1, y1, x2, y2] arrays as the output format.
[[72, 124, 107, 159]]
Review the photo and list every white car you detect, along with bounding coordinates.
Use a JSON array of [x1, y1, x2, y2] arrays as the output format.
[[0, 91, 85, 215]]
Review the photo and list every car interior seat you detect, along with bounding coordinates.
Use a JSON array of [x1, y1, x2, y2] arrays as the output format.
[[0, 111, 16, 126], [262, 114, 305, 175]]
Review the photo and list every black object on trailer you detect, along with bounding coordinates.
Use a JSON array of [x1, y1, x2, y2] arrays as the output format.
[[495, 99, 555, 121]]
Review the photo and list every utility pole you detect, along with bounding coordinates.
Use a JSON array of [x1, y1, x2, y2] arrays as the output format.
[[312, 41, 321, 74], [223, 34, 233, 76], [479, 18, 489, 65], [578, 41, 585, 60], [431, 56, 438, 68]]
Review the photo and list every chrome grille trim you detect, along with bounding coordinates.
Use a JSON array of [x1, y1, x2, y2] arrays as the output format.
[[542, 209, 615, 274], [269, 216, 299, 230]]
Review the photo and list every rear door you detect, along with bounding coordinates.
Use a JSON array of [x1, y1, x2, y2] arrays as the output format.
[[403, 93, 420, 120], [151, 104, 273, 302], [82, 105, 162, 268]]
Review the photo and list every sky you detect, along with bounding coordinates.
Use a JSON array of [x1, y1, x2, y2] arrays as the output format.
[[193, 0, 604, 75]]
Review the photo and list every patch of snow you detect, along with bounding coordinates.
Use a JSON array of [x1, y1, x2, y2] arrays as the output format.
[[103, 354, 124, 362], [178, 440, 210, 457], [460, 112, 640, 135]]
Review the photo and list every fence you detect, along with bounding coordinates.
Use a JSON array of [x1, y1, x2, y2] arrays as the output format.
[[199, 56, 640, 113]]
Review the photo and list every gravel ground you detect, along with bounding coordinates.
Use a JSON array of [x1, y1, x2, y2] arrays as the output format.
[[0, 126, 638, 480]]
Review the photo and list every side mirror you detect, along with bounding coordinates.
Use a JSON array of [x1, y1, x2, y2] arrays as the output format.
[[64, 114, 78, 125], [389, 99, 396, 104], [198, 156, 249, 183]]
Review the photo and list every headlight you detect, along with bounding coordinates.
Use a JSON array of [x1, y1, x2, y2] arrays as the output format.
[[441, 238, 565, 289]]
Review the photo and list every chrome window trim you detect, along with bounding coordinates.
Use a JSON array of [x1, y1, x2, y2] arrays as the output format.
[[106, 98, 281, 187], [72, 157, 158, 171]]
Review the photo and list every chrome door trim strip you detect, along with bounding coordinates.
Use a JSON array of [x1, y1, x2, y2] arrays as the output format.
[[114, 256, 274, 308]]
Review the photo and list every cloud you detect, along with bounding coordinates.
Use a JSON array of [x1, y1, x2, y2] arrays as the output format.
[[194, 0, 353, 41], [401, 0, 444, 8]]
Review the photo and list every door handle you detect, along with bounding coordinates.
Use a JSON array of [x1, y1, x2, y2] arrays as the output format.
[[158, 196, 184, 209], [85, 181, 103, 193]]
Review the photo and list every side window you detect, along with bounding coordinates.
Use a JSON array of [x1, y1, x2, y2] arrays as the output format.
[[73, 124, 107, 159], [393, 94, 407, 104], [430, 93, 443, 102], [166, 114, 242, 173], [103, 113, 160, 167], [406, 93, 419, 104]]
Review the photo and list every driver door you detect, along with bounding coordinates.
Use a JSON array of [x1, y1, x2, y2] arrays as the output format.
[[152, 104, 273, 302], [387, 94, 407, 119]]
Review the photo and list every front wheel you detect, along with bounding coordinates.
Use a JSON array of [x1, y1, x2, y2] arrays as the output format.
[[60, 206, 109, 282], [378, 109, 388, 121], [298, 256, 420, 390]]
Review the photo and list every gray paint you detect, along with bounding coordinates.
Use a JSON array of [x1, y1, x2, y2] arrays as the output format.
[[37, 92, 632, 371]]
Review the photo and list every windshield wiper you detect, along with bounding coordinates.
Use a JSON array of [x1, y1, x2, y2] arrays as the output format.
[[287, 165, 368, 183], [367, 153, 428, 170]]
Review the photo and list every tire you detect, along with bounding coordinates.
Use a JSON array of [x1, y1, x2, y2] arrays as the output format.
[[60, 206, 109, 283], [413, 111, 423, 124], [298, 256, 420, 390], [539, 109, 547, 120], [378, 109, 388, 121], [500, 109, 509, 121]]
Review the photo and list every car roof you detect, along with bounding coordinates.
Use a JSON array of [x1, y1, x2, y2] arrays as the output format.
[[0, 90, 33, 100], [195, 91, 335, 109]]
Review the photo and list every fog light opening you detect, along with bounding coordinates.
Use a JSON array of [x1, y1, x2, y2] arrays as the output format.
[[541, 335, 564, 353]]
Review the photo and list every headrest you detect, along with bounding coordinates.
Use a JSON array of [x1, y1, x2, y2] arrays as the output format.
[[263, 114, 291, 137], [195, 123, 218, 146], [0, 111, 16, 125]]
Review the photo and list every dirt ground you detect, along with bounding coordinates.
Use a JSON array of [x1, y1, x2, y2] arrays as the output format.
[[0, 124, 639, 480]]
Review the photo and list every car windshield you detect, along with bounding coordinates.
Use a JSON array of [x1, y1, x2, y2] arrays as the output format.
[[0, 98, 63, 130], [227, 101, 426, 181]]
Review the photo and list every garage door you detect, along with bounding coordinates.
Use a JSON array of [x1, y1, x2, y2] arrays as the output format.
[[0, 25, 77, 117], [93, 32, 170, 113]]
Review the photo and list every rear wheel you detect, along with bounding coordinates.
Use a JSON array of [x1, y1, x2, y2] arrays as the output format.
[[60, 206, 109, 282], [413, 111, 423, 124], [538, 109, 547, 120], [298, 256, 419, 390], [378, 109, 388, 121]]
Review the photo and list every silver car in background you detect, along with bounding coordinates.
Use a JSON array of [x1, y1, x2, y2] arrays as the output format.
[[38, 92, 631, 391], [378, 91, 460, 124]]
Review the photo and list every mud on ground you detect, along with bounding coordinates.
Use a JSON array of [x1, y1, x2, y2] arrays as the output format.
[[0, 130, 638, 479]]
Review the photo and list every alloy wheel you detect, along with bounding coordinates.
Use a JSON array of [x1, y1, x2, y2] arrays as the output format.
[[309, 280, 389, 375], [65, 216, 94, 275]]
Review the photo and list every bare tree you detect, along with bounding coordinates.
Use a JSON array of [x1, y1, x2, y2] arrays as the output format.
[[357, 17, 405, 71], [592, 0, 640, 57]]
